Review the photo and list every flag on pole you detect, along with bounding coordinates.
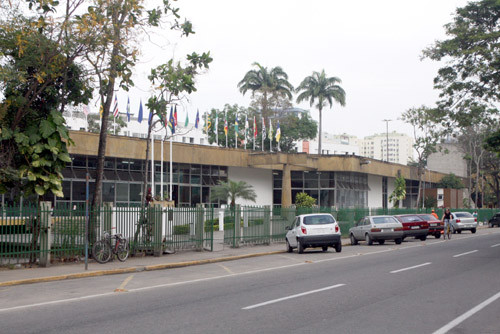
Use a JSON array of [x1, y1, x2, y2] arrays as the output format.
[[174, 105, 178, 126], [126, 97, 131, 122], [168, 106, 175, 134], [112, 95, 119, 118], [215, 112, 219, 145], [224, 113, 228, 136], [195, 109, 200, 129], [99, 103, 103, 119], [253, 116, 257, 138], [276, 121, 281, 142], [262, 117, 266, 140], [235, 114, 239, 148], [244, 115, 249, 149], [184, 110, 189, 127], [206, 113, 212, 131], [83, 105, 89, 116], [138, 100, 143, 123], [268, 119, 273, 139]]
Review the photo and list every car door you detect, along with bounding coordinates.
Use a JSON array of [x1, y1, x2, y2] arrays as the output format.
[[354, 218, 365, 239], [288, 217, 300, 247]]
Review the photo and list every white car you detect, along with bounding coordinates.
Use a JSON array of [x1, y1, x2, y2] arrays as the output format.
[[451, 212, 478, 234], [285, 213, 342, 254]]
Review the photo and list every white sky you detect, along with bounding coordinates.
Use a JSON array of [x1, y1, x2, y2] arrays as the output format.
[[116, 0, 470, 139]]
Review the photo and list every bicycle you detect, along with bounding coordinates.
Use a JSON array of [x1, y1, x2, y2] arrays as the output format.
[[92, 232, 129, 263], [443, 219, 451, 240]]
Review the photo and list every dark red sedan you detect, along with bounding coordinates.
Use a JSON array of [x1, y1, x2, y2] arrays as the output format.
[[417, 214, 443, 239], [393, 214, 430, 241]]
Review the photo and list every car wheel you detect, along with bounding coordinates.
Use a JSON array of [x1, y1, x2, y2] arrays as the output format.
[[457, 230, 462, 234], [471, 228, 476, 234], [378, 240, 385, 245], [365, 233, 373, 246], [419, 235, 427, 241], [350, 234, 358, 245], [435, 233, 441, 239], [395, 238, 402, 245], [322, 246, 328, 252], [298, 240, 304, 254], [335, 242, 342, 253], [401, 237, 406, 241], [489, 222, 493, 228], [286, 239, 293, 253]]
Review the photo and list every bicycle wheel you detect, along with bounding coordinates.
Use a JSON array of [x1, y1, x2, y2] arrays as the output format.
[[93, 240, 112, 264], [116, 239, 130, 262]]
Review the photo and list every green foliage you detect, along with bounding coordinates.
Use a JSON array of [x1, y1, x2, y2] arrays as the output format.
[[424, 196, 437, 208], [238, 62, 294, 119], [87, 114, 128, 135], [173, 224, 189, 235], [389, 175, 407, 208], [210, 179, 257, 207], [485, 129, 500, 156], [296, 70, 346, 154], [438, 173, 465, 189], [295, 192, 316, 208]]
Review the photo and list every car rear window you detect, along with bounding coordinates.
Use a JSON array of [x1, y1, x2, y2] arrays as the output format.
[[397, 215, 423, 223], [372, 217, 399, 224], [455, 212, 473, 218], [418, 214, 439, 221], [303, 215, 335, 225]]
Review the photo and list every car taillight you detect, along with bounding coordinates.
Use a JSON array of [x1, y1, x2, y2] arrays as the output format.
[[394, 227, 403, 231], [474, 218, 477, 222], [456, 219, 461, 223], [371, 228, 381, 232], [335, 225, 339, 233], [301, 226, 307, 234]]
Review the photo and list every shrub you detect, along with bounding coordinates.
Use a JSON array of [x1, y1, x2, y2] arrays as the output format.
[[173, 224, 189, 235], [295, 192, 316, 208]]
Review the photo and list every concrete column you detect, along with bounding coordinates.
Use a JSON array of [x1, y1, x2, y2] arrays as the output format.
[[39, 201, 52, 267], [281, 164, 292, 207]]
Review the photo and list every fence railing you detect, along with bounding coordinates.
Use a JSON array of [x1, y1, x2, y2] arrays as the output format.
[[1, 204, 498, 266]]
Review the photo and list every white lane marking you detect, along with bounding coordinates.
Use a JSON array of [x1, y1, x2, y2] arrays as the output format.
[[0, 292, 115, 313], [390, 262, 431, 274], [433, 290, 500, 334], [491, 243, 500, 248], [453, 250, 478, 258], [242, 284, 345, 310]]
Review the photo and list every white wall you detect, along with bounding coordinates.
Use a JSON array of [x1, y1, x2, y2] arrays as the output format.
[[228, 167, 273, 206], [368, 175, 383, 208], [387, 177, 396, 208]]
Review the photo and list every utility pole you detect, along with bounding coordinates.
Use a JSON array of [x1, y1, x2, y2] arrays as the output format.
[[382, 119, 392, 162]]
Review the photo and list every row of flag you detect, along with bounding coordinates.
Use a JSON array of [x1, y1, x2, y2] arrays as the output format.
[[83, 94, 282, 148]]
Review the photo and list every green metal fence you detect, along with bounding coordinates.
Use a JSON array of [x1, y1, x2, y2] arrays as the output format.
[[1, 204, 499, 265]]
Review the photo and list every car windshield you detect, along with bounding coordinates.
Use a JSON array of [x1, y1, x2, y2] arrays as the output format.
[[418, 214, 439, 221], [455, 212, 473, 218], [303, 215, 335, 225], [398, 215, 423, 223], [372, 217, 398, 224]]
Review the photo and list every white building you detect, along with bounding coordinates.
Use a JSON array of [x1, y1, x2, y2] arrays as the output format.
[[298, 133, 360, 155], [359, 131, 413, 165]]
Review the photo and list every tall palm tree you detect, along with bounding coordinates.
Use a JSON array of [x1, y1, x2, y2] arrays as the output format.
[[237, 62, 294, 118], [210, 180, 257, 208], [296, 70, 346, 155]]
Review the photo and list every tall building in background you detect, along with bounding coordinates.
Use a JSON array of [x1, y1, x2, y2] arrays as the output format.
[[359, 132, 413, 165]]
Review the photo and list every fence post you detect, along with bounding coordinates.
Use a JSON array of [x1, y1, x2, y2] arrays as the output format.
[[152, 204, 163, 257], [196, 204, 204, 251], [264, 205, 271, 245], [234, 205, 241, 248], [39, 201, 52, 267], [102, 202, 113, 233]]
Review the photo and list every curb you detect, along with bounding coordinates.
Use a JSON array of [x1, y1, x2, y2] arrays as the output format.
[[0, 239, 352, 288]]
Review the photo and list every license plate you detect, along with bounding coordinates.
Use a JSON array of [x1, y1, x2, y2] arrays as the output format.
[[382, 228, 393, 232], [411, 226, 420, 229], [430, 223, 437, 226]]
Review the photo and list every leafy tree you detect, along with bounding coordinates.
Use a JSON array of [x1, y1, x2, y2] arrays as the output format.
[[423, 1, 500, 129], [401, 106, 442, 208], [0, 7, 91, 198], [438, 173, 465, 189], [389, 175, 406, 208], [295, 192, 316, 208], [296, 70, 346, 155], [424, 196, 437, 209], [210, 180, 257, 208], [481, 148, 500, 207], [238, 62, 294, 119], [485, 129, 500, 156]]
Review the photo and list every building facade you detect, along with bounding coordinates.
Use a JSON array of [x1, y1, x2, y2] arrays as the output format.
[[359, 131, 414, 165]]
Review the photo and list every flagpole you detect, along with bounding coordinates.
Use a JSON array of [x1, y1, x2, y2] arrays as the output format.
[[160, 134, 164, 200], [269, 120, 272, 153], [169, 134, 173, 201], [262, 117, 264, 152], [151, 131, 155, 197], [216, 113, 219, 146]]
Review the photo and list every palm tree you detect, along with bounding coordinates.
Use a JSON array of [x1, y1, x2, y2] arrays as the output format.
[[237, 62, 294, 118], [296, 70, 346, 155], [210, 180, 257, 207]]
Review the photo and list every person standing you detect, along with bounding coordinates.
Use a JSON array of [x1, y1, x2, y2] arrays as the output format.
[[431, 209, 439, 220], [442, 208, 452, 240]]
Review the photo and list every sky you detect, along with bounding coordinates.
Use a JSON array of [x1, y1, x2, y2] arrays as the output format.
[[116, 0, 470, 139]]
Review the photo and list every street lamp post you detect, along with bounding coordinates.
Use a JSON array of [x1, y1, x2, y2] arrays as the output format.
[[382, 119, 392, 162]]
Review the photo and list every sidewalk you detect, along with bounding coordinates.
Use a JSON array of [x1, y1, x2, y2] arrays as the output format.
[[0, 237, 352, 287]]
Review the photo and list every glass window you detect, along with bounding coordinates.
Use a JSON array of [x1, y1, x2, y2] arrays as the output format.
[[202, 165, 210, 175], [72, 155, 86, 168], [320, 172, 335, 188], [202, 187, 210, 203], [116, 159, 130, 170], [219, 166, 227, 177], [102, 182, 115, 202], [116, 183, 128, 202], [72, 181, 86, 201], [211, 166, 220, 176], [304, 172, 319, 188], [179, 164, 190, 184], [179, 186, 190, 203], [129, 159, 142, 171], [291, 171, 303, 188], [191, 187, 201, 204], [273, 190, 282, 205], [104, 158, 115, 170], [62, 181, 71, 201], [129, 184, 142, 202], [87, 157, 97, 169]]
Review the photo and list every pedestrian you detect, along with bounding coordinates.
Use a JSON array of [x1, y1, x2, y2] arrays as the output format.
[[431, 209, 439, 220], [441, 208, 452, 240]]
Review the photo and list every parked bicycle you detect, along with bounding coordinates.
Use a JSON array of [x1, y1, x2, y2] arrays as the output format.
[[92, 232, 129, 263]]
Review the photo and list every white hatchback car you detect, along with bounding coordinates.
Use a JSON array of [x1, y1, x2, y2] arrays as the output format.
[[285, 213, 342, 254]]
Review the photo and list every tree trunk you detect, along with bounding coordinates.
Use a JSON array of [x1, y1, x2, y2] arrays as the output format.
[[318, 107, 322, 155]]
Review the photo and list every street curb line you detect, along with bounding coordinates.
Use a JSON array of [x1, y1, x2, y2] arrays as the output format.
[[0, 239, 352, 287]]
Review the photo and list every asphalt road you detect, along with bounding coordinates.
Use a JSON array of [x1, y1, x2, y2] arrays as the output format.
[[1, 229, 500, 334]]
